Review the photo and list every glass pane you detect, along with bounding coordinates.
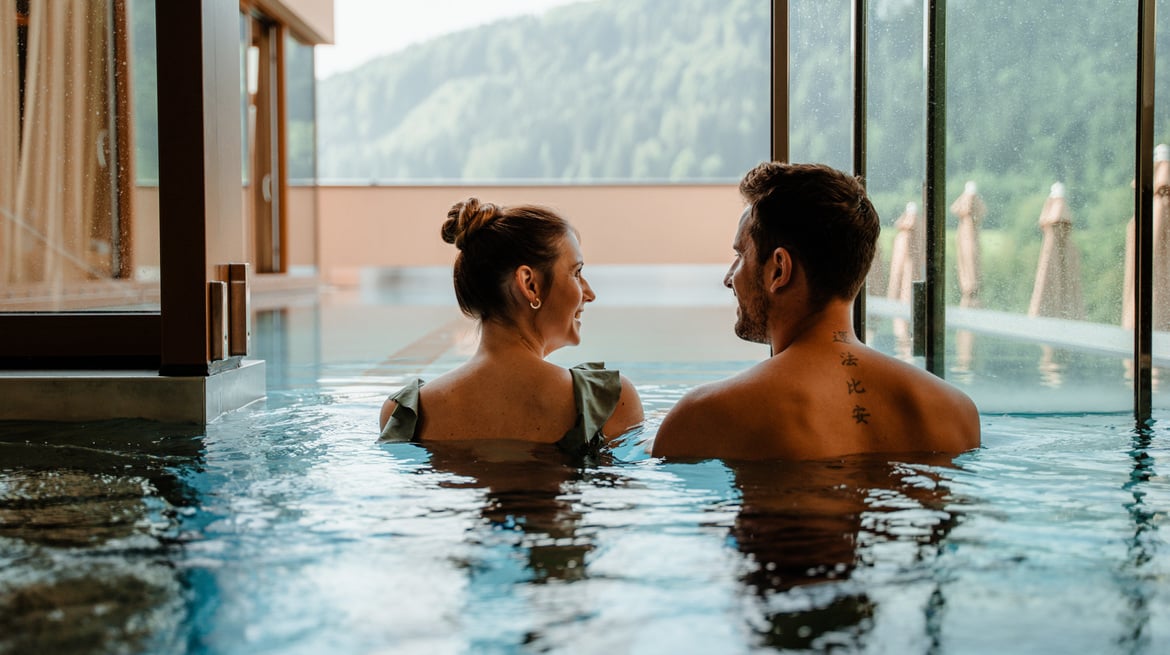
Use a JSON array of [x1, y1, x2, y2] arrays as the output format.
[[286, 32, 316, 185], [862, 0, 925, 363], [0, 0, 160, 312], [240, 12, 250, 187], [315, 0, 770, 184], [1152, 0, 1170, 406], [788, 0, 853, 171], [131, 0, 157, 186], [943, 0, 1135, 412], [285, 31, 317, 275]]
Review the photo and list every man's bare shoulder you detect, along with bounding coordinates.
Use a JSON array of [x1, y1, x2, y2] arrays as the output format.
[[651, 366, 772, 458], [860, 346, 981, 449]]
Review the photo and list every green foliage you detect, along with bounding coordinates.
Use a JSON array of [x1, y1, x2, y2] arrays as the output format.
[[317, 0, 772, 182]]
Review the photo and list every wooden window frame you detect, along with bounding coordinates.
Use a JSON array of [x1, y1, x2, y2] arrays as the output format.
[[0, 0, 244, 375]]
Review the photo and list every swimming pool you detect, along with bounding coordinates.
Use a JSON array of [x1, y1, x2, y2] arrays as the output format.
[[2, 292, 1169, 653]]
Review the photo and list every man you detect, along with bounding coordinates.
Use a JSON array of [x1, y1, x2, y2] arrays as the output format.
[[652, 162, 980, 460]]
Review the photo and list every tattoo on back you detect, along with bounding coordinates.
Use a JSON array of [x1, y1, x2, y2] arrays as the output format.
[[839, 346, 871, 424], [852, 404, 871, 424], [832, 330, 849, 343]]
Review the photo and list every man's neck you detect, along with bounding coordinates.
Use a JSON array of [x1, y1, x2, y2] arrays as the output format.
[[768, 297, 858, 355]]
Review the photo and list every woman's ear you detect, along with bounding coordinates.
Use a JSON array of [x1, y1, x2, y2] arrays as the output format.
[[514, 265, 541, 303], [768, 247, 792, 293]]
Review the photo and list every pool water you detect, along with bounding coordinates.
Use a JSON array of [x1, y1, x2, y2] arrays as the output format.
[[2, 298, 1169, 654]]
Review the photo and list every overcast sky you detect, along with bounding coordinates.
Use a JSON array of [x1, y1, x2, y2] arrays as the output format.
[[314, 0, 587, 79]]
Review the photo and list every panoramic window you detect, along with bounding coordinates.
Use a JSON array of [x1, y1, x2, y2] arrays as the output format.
[[854, 0, 1170, 413], [315, 0, 771, 184]]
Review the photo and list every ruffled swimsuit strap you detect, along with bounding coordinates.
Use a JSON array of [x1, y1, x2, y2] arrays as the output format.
[[379, 378, 424, 442], [557, 362, 622, 456]]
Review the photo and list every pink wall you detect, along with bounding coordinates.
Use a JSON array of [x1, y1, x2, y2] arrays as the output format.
[[288, 186, 318, 269], [138, 184, 745, 286], [132, 186, 160, 270], [315, 185, 743, 285]]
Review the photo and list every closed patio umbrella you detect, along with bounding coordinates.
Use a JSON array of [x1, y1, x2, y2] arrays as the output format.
[[950, 180, 985, 308], [867, 232, 887, 301], [1122, 143, 1170, 330], [1028, 182, 1084, 320], [886, 201, 921, 304]]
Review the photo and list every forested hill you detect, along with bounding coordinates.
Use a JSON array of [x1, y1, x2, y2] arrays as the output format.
[[317, 0, 770, 183], [317, 0, 1167, 196]]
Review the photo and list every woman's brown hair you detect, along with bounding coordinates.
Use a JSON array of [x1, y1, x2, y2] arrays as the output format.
[[441, 198, 572, 322]]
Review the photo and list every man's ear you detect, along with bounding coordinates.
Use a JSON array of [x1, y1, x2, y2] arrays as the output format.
[[768, 247, 793, 293]]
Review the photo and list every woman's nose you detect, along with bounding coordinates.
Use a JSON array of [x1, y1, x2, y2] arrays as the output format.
[[582, 277, 596, 302]]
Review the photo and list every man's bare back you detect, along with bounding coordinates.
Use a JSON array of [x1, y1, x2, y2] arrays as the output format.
[[652, 325, 980, 460]]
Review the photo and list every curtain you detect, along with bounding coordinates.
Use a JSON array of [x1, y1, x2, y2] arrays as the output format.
[[0, 5, 18, 283], [6, 0, 113, 295]]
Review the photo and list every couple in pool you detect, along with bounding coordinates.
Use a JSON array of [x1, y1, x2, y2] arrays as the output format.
[[379, 161, 980, 460]]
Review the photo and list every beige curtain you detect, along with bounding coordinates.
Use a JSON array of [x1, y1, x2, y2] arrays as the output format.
[[7, 1, 112, 291], [0, 7, 18, 283]]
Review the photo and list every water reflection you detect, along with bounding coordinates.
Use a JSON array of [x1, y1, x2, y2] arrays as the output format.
[[425, 441, 600, 583], [1118, 421, 1161, 652], [950, 328, 976, 382], [0, 420, 204, 654], [892, 317, 914, 362], [1038, 344, 1066, 388], [725, 455, 959, 650], [1123, 359, 1167, 394]]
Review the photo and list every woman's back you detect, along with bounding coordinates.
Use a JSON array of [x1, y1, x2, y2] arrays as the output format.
[[414, 359, 577, 442]]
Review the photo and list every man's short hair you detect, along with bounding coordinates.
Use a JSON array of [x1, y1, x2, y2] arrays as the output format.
[[739, 162, 879, 307]]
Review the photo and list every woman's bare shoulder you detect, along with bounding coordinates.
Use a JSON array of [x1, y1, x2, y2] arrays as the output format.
[[603, 373, 645, 438]]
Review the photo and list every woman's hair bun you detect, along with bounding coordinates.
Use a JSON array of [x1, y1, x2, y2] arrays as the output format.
[[442, 198, 501, 250]]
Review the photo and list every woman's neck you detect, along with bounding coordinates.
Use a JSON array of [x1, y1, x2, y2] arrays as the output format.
[[477, 319, 548, 360]]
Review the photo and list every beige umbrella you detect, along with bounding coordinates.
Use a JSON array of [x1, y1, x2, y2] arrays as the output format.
[[1028, 182, 1084, 319], [886, 201, 922, 304], [1122, 143, 1170, 330], [867, 232, 887, 301], [950, 181, 985, 308]]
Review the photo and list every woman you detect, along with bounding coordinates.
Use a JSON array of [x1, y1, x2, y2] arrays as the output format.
[[378, 198, 643, 454]]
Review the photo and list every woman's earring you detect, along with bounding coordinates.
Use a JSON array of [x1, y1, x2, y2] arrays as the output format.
[[530, 298, 542, 310]]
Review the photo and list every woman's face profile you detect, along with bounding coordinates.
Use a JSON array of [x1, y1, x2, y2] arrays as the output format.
[[535, 232, 594, 354]]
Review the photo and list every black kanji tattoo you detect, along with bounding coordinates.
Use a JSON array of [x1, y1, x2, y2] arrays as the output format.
[[852, 405, 871, 424]]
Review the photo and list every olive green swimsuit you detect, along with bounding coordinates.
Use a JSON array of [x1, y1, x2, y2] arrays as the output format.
[[379, 362, 623, 456]]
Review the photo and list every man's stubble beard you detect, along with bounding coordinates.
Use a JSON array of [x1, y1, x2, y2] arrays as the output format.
[[733, 275, 770, 345]]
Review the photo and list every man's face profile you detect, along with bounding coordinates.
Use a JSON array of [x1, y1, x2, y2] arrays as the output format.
[[726, 207, 770, 344]]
